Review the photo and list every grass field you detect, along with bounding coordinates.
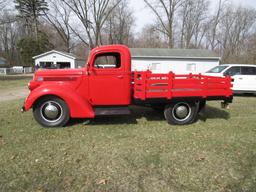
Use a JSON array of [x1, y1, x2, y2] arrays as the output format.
[[0, 78, 30, 90], [0, 95, 256, 191]]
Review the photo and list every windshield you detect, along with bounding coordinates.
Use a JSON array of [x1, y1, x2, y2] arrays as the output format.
[[206, 66, 228, 73]]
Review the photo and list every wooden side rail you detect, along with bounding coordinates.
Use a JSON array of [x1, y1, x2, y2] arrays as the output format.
[[133, 70, 233, 100]]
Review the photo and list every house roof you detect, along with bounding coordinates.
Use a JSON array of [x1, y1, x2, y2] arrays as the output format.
[[32, 50, 77, 60], [130, 48, 220, 60]]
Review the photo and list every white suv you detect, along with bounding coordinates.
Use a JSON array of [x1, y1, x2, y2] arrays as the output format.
[[204, 64, 256, 94]]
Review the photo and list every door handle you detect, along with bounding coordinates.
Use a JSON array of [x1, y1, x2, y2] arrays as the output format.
[[117, 75, 124, 79]]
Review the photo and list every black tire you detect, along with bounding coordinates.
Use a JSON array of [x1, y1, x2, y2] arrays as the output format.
[[33, 96, 70, 127], [164, 101, 198, 125]]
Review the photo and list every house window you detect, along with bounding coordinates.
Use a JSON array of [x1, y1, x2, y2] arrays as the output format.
[[150, 63, 160, 71], [187, 63, 196, 72]]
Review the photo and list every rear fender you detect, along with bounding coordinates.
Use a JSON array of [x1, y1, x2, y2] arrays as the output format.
[[24, 85, 94, 118]]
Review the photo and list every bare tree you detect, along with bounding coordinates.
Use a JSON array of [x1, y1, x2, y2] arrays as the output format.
[[0, 11, 20, 65], [204, 0, 228, 50], [44, 0, 73, 52], [61, 0, 121, 49], [178, 0, 209, 48], [244, 33, 256, 63], [144, 0, 184, 48], [0, 0, 7, 11], [219, 6, 256, 62], [135, 24, 168, 48], [0, 0, 17, 25], [104, 0, 134, 45]]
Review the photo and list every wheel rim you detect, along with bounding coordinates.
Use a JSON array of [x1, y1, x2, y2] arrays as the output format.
[[40, 101, 63, 123], [172, 102, 191, 122]]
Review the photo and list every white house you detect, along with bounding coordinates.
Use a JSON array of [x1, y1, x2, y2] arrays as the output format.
[[130, 48, 220, 74], [33, 50, 85, 69]]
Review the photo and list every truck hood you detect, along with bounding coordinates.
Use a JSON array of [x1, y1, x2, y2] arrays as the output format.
[[29, 69, 86, 91], [35, 68, 85, 77], [33, 68, 86, 81]]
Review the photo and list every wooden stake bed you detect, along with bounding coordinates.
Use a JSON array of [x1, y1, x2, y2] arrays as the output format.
[[133, 71, 233, 100]]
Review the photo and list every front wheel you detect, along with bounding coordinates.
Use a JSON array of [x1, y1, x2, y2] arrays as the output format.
[[164, 101, 198, 125], [33, 96, 70, 127]]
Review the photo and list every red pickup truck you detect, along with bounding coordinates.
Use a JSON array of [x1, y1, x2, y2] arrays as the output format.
[[22, 45, 233, 127]]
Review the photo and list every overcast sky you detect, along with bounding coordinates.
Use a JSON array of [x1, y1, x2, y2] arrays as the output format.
[[130, 0, 256, 33]]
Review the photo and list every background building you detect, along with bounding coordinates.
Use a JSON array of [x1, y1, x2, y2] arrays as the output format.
[[130, 48, 220, 74], [33, 48, 220, 74], [33, 50, 85, 69]]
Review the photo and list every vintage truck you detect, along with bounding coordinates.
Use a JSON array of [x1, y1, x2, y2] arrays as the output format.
[[22, 45, 233, 127]]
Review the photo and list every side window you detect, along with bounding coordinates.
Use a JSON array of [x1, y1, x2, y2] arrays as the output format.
[[150, 63, 160, 71], [224, 67, 241, 76], [94, 53, 121, 69], [241, 67, 256, 75]]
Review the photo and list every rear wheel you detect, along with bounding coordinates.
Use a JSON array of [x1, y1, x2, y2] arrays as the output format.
[[33, 96, 70, 127], [164, 101, 198, 125]]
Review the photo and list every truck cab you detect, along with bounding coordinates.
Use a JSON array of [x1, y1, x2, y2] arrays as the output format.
[[22, 45, 233, 127], [85, 45, 131, 105]]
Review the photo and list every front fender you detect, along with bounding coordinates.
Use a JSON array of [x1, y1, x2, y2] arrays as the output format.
[[23, 84, 94, 118]]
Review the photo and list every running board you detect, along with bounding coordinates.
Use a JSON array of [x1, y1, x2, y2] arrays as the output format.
[[94, 107, 131, 116]]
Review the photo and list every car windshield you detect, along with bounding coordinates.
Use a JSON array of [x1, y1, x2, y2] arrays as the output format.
[[206, 66, 228, 73]]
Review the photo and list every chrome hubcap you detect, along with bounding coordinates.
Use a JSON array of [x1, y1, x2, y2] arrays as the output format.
[[40, 101, 63, 123], [44, 104, 59, 119], [172, 103, 191, 121], [175, 106, 189, 119]]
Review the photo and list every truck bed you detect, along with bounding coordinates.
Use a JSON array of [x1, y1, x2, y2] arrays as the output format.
[[133, 71, 233, 101]]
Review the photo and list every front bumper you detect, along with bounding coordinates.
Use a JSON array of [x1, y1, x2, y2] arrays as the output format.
[[21, 95, 30, 113], [21, 106, 25, 113]]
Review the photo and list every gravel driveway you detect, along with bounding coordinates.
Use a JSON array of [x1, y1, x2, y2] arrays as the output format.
[[0, 87, 28, 103]]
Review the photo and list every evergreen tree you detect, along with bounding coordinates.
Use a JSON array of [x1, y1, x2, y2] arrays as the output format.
[[17, 32, 53, 66], [15, 0, 48, 39]]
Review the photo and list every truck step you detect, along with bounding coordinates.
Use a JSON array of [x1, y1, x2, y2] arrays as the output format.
[[94, 107, 131, 116]]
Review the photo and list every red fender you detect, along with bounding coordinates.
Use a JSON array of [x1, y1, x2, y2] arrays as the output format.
[[23, 84, 94, 118]]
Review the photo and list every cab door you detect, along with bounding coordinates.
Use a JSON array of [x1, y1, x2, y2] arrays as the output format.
[[88, 51, 131, 105]]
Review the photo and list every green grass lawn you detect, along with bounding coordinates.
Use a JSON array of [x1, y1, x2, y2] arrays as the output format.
[[0, 78, 31, 90], [0, 97, 256, 191]]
